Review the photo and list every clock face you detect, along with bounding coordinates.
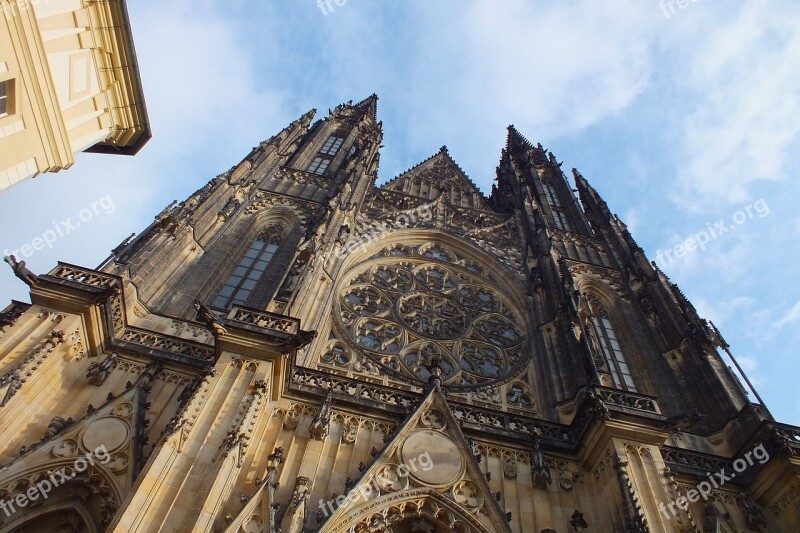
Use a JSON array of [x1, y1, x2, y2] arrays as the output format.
[[334, 243, 529, 389]]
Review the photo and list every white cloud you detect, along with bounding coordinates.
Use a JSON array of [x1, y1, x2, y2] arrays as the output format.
[[670, 2, 800, 209], [775, 301, 800, 331]]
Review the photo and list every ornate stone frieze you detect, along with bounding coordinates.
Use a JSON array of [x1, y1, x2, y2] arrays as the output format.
[[566, 261, 629, 301], [117, 327, 215, 363], [227, 306, 300, 335]]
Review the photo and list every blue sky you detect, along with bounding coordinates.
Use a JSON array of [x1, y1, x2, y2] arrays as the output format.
[[1, 0, 798, 424]]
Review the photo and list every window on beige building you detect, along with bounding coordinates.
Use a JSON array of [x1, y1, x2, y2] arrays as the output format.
[[0, 80, 12, 117]]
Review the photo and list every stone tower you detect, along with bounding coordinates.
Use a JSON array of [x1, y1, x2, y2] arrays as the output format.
[[0, 96, 797, 532]]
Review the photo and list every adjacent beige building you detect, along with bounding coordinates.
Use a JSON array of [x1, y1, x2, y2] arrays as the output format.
[[0, 0, 149, 191]]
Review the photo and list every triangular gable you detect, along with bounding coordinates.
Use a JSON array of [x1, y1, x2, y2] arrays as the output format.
[[381, 148, 492, 212], [0, 369, 154, 518], [318, 382, 512, 533]]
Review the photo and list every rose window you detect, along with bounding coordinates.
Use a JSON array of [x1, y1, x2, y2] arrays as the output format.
[[335, 255, 528, 388]]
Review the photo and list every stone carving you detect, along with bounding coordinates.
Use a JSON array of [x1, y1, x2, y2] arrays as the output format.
[[282, 329, 317, 352], [282, 476, 313, 529], [228, 307, 300, 334], [193, 300, 228, 337], [531, 436, 552, 487], [4, 255, 38, 286], [336, 253, 528, 388], [1, 330, 64, 407], [86, 352, 119, 386], [282, 404, 304, 430], [570, 509, 588, 531], [309, 391, 333, 441], [341, 418, 360, 444], [0, 302, 28, 331], [739, 492, 768, 531], [118, 327, 215, 362]]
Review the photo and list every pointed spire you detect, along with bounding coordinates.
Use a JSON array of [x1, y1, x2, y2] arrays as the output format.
[[506, 124, 535, 151], [353, 93, 379, 120], [298, 107, 317, 129], [573, 168, 612, 230]]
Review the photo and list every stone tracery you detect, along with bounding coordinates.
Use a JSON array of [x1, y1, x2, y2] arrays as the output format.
[[334, 243, 528, 388]]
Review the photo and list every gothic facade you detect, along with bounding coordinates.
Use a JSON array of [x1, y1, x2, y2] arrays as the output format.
[[0, 96, 797, 532]]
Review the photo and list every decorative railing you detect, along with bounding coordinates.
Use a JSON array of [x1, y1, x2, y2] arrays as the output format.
[[290, 368, 418, 412], [117, 327, 215, 363], [595, 387, 660, 414], [661, 447, 732, 479], [227, 307, 300, 335], [289, 367, 573, 446], [48, 263, 118, 289]]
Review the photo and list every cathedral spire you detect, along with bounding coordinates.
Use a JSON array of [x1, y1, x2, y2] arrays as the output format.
[[353, 93, 378, 120], [573, 168, 612, 231]]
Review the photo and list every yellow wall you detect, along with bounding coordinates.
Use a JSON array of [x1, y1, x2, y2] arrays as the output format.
[[0, 0, 148, 191]]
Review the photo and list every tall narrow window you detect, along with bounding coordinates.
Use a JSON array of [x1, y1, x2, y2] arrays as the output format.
[[320, 135, 344, 156], [544, 183, 572, 231], [543, 183, 561, 208], [589, 304, 637, 391], [307, 156, 331, 175], [0, 80, 10, 117], [212, 228, 282, 309]]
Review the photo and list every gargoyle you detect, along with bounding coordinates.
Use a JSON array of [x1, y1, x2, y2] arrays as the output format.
[[194, 300, 228, 336], [4, 255, 38, 287]]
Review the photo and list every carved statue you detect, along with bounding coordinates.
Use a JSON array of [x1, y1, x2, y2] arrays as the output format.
[[661, 409, 706, 431], [569, 509, 588, 531], [287, 476, 312, 513], [281, 476, 313, 531], [531, 436, 552, 486], [336, 224, 351, 246], [86, 352, 119, 386], [43, 416, 73, 440], [585, 389, 611, 420], [4, 255, 38, 287], [739, 492, 768, 531], [194, 300, 228, 336], [0, 371, 21, 407], [283, 329, 317, 352], [164, 415, 187, 438], [309, 391, 333, 441]]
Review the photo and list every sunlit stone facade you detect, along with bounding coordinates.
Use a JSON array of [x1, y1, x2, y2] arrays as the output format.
[[0, 96, 797, 532]]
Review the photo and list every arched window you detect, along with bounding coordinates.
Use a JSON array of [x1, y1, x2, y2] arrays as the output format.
[[211, 225, 284, 309], [588, 301, 637, 391]]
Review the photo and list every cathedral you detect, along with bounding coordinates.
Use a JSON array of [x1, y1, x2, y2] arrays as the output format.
[[0, 95, 798, 532]]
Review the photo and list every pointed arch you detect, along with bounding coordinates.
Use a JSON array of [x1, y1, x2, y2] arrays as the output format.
[[573, 274, 640, 392], [0, 461, 121, 532], [321, 488, 496, 533], [586, 298, 637, 391], [208, 206, 305, 311]]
